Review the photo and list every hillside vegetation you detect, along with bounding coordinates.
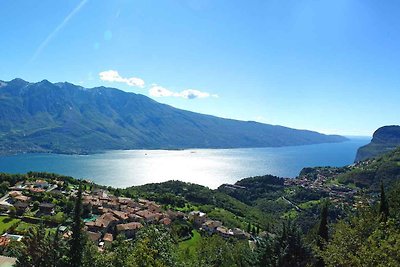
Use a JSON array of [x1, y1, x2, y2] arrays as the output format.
[[0, 78, 346, 154], [355, 125, 400, 162]]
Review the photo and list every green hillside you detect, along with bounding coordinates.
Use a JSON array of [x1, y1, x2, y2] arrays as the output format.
[[0, 78, 346, 154]]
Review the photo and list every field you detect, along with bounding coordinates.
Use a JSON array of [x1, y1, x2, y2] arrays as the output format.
[[0, 216, 20, 234], [179, 230, 202, 257]]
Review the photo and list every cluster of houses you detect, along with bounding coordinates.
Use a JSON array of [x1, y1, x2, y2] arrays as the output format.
[[284, 168, 358, 205], [0, 179, 59, 216], [189, 211, 250, 239], [0, 178, 252, 250], [81, 189, 177, 247]]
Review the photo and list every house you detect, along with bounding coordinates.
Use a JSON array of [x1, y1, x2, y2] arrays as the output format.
[[216, 226, 233, 238], [159, 217, 172, 226], [116, 222, 143, 239], [110, 210, 129, 221], [103, 233, 113, 247], [13, 201, 29, 215], [136, 210, 158, 223], [2, 233, 23, 242], [117, 197, 134, 206], [8, 191, 22, 198], [231, 228, 250, 240], [148, 203, 162, 213], [34, 180, 49, 189], [0, 236, 10, 247], [86, 231, 101, 243], [167, 210, 185, 220], [189, 211, 207, 226], [39, 203, 55, 215], [85, 212, 119, 233], [201, 220, 222, 234], [128, 213, 143, 222], [13, 195, 31, 203]]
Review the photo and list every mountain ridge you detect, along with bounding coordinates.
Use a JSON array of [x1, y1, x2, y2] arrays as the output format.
[[355, 125, 400, 162], [0, 78, 347, 154]]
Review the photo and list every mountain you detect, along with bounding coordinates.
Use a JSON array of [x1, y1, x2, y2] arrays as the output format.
[[355, 125, 400, 162], [0, 78, 347, 154]]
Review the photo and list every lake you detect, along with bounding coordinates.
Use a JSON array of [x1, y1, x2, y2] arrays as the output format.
[[0, 138, 370, 189]]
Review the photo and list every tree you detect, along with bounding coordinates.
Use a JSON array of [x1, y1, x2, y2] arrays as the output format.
[[132, 225, 178, 267], [317, 201, 329, 248], [251, 226, 256, 236], [255, 221, 311, 267], [15, 225, 67, 267], [379, 181, 389, 222], [69, 182, 84, 267]]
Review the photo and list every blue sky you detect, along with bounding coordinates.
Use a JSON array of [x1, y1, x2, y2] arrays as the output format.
[[1, 0, 400, 136]]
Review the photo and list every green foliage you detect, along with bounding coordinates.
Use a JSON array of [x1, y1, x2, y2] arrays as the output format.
[[15, 225, 68, 267], [0, 79, 346, 154], [69, 183, 84, 267], [379, 182, 389, 222], [255, 221, 312, 267], [321, 215, 400, 266], [338, 147, 400, 189], [355, 125, 400, 162], [317, 202, 329, 248]]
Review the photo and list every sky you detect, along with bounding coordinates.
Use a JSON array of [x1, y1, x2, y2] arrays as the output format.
[[1, 0, 400, 136]]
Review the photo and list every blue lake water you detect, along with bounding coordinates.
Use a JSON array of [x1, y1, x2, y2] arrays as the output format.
[[0, 138, 370, 189]]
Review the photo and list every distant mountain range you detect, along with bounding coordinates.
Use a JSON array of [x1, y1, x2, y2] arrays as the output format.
[[0, 78, 347, 154], [355, 125, 400, 162]]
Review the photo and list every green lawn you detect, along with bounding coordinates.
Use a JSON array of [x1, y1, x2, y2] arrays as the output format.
[[0, 216, 20, 234], [299, 200, 321, 210], [179, 230, 202, 257], [13, 221, 35, 235]]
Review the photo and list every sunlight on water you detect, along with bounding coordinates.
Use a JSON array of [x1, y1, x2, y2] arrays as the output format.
[[0, 138, 370, 188]]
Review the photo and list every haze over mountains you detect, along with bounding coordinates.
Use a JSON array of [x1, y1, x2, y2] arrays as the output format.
[[0, 78, 346, 154]]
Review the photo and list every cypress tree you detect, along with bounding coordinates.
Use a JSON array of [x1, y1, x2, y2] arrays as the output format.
[[379, 181, 389, 222], [251, 226, 256, 236], [317, 201, 329, 248], [69, 182, 84, 267]]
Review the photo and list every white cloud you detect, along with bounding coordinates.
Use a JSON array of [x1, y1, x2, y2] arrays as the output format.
[[99, 70, 145, 88], [149, 85, 176, 97], [148, 85, 218, 99]]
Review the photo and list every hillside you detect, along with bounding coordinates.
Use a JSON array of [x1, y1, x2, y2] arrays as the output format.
[[0, 78, 347, 154], [340, 146, 400, 189], [355, 125, 400, 162]]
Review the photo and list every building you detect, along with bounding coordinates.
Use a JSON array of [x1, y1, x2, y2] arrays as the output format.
[[216, 226, 234, 238], [86, 231, 101, 243], [136, 210, 158, 223], [189, 211, 207, 226], [116, 222, 143, 239], [39, 203, 55, 215], [85, 212, 119, 233], [13, 201, 29, 215], [201, 220, 223, 234], [103, 233, 114, 247]]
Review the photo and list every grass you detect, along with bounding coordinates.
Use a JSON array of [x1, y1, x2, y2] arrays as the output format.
[[282, 209, 299, 220], [179, 230, 202, 257], [0, 216, 20, 234], [13, 221, 36, 235], [299, 200, 321, 210]]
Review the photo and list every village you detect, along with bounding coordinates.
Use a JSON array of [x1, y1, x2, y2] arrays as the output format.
[[0, 177, 252, 252], [284, 167, 359, 207]]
